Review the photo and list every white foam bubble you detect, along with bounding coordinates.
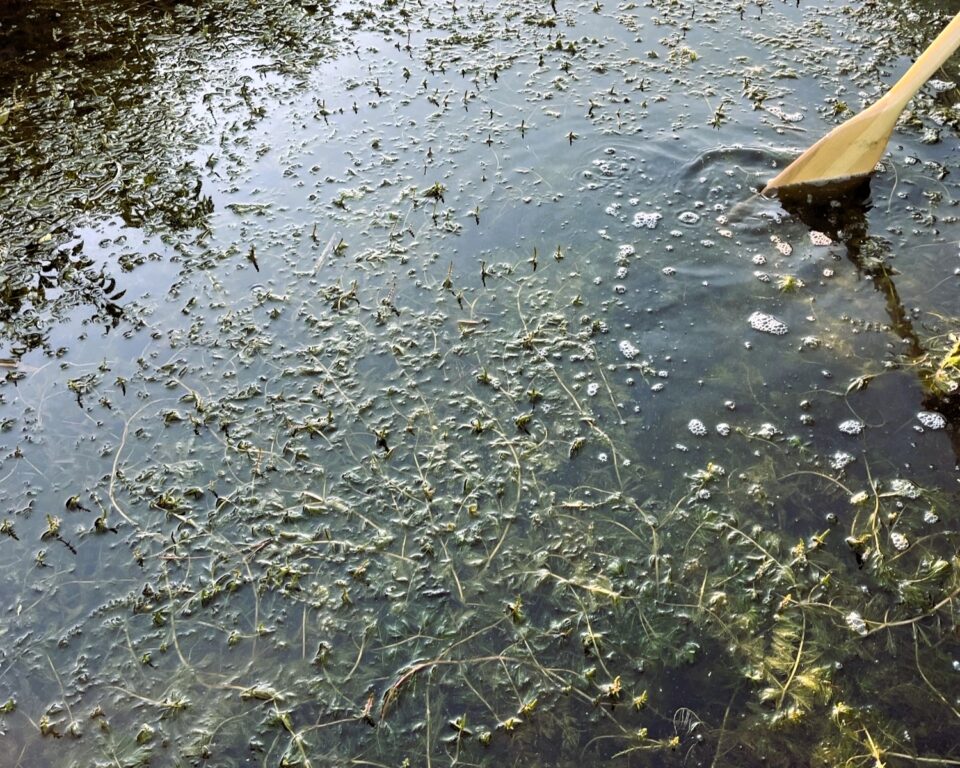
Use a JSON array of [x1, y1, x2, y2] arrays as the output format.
[[917, 411, 946, 430], [633, 211, 662, 229], [830, 451, 855, 470], [767, 105, 803, 122], [890, 532, 909, 551], [618, 340, 639, 360], [687, 419, 707, 437], [754, 423, 781, 439], [845, 611, 868, 636], [748, 311, 788, 335], [838, 419, 864, 436]]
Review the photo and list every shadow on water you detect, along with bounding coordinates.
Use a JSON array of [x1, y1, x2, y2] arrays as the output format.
[[778, 181, 960, 457], [0, 1, 210, 354], [0, 0, 341, 355]]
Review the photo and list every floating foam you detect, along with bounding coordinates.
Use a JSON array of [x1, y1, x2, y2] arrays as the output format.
[[888, 479, 921, 499], [890, 532, 909, 552], [754, 423, 781, 439], [748, 311, 788, 335], [633, 211, 662, 229], [618, 340, 639, 360], [845, 611, 868, 636], [767, 105, 803, 122], [830, 451, 855, 470], [917, 411, 946, 430], [770, 235, 793, 256], [687, 419, 707, 437], [678, 211, 700, 224], [838, 419, 864, 435]]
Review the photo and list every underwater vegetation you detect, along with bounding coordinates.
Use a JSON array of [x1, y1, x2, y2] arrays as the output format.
[[0, 0, 958, 767]]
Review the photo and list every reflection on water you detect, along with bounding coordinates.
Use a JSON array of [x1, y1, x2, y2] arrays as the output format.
[[1, 1, 959, 766]]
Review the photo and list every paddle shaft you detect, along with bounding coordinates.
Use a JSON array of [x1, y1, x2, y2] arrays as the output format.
[[880, 11, 960, 112]]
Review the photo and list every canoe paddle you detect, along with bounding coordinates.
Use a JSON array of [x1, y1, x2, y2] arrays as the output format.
[[763, 11, 960, 196]]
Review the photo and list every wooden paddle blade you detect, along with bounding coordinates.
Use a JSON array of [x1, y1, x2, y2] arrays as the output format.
[[761, 103, 892, 195], [764, 10, 960, 196]]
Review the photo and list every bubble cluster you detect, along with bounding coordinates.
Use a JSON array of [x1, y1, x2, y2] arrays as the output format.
[[838, 419, 864, 436], [916, 411, 946, 430], [754, 423, 781, 439], [715, 422, 731, 437], [888, 478, 921, 499], [767, 105, 803, 122], [617, 244, 635, 259], [890, 532, 909, 552], [845, 611, 868, 636], [809, 231, 832, 246], [618, 340, 639, 360], [830, 451, 855, 470], [687, 418, 707, 436], [633, 211, 662, 229], [677, 211, 700, 224], [748, 311, 788, 335], [770, 234, 793, 256], [586, 382, 600, 397]]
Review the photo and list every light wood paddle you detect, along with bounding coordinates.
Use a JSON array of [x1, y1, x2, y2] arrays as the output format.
[[763, 11, 960, 196]]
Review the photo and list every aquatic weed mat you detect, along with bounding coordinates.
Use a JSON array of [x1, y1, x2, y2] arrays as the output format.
[[1, 0, 960, 766]]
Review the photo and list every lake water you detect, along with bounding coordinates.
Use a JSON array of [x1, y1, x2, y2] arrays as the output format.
[[1, 1, 959, 766]]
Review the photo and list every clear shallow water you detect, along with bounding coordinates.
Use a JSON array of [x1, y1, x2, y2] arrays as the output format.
[[1, 1, 959, 766]]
